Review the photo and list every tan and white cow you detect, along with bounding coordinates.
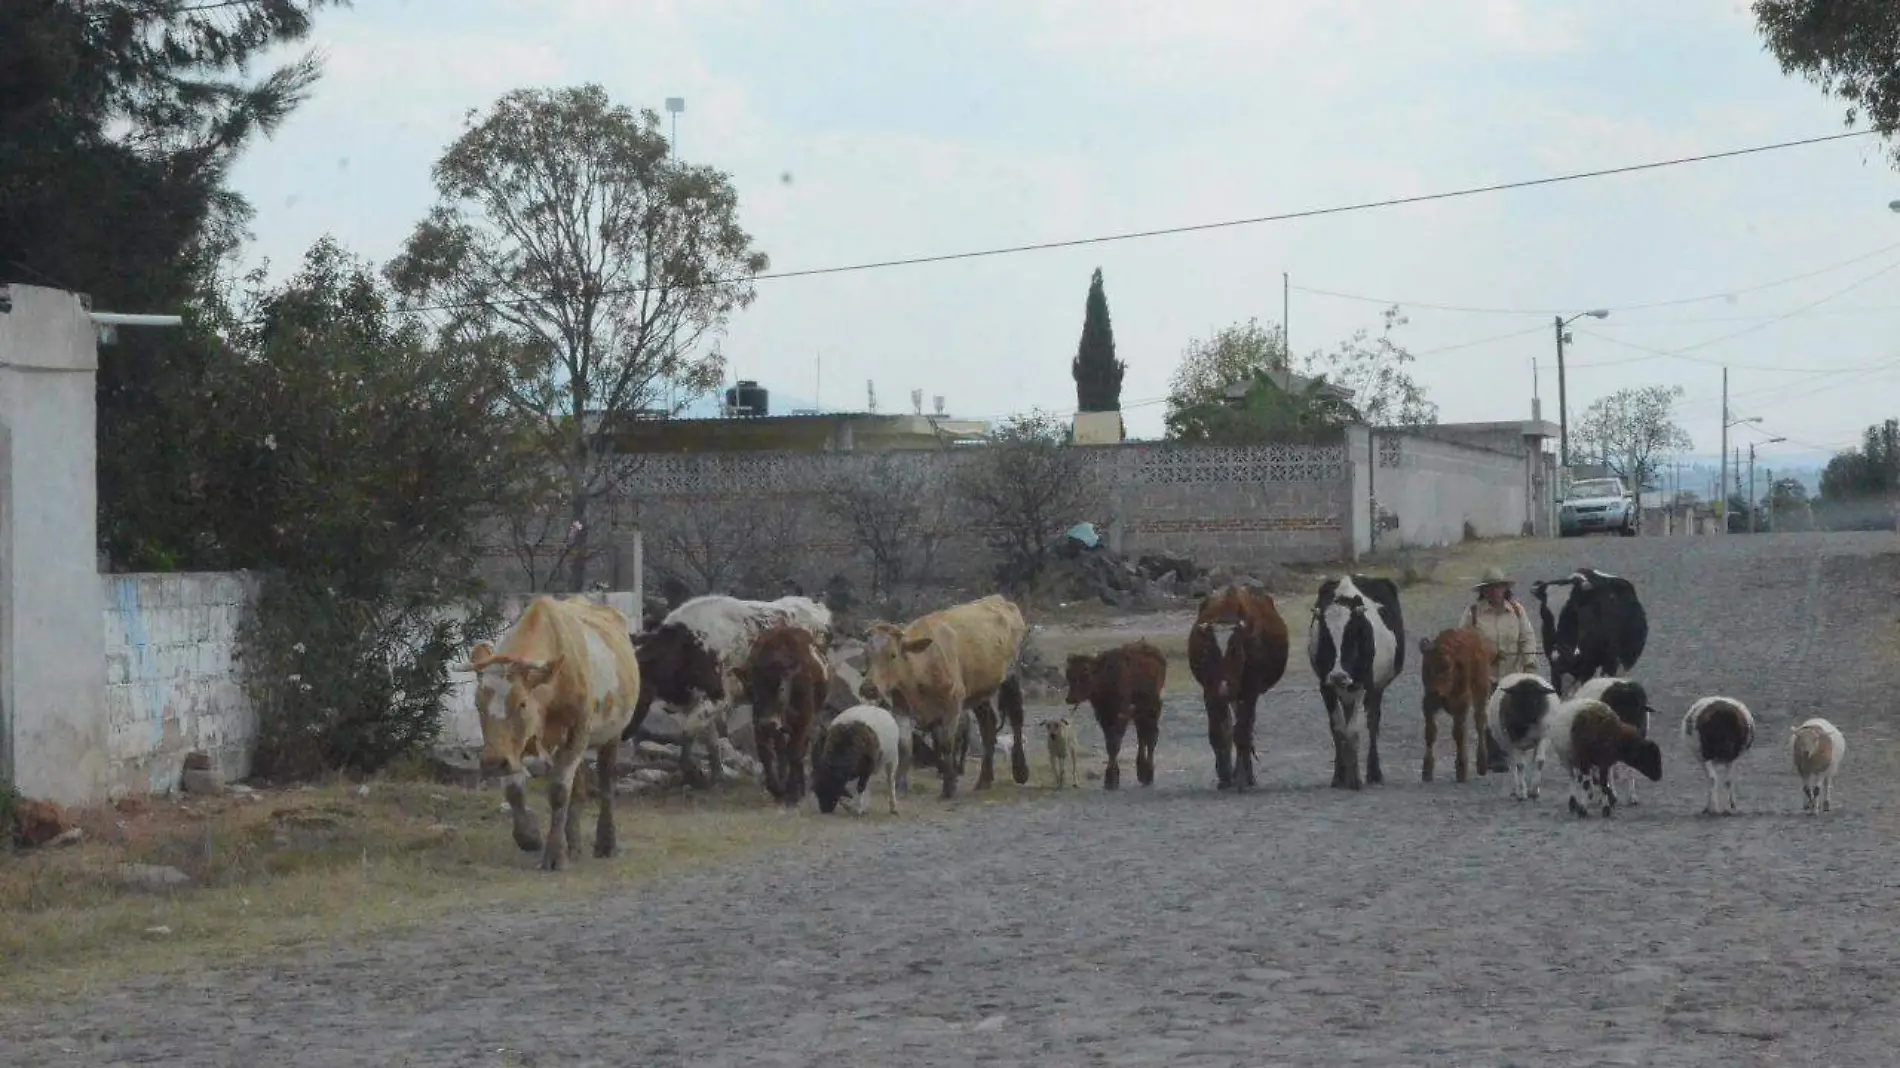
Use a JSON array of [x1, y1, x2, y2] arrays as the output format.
[[457, 595, 642, 872], [862, 594, 1030, 799]]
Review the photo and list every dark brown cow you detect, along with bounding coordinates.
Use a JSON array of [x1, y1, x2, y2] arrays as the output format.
[[1187, 585, 1291, 791], [735, 623, 830, 806], [1418, 627, 1493, 784], [1064, 640, 1168, 790]]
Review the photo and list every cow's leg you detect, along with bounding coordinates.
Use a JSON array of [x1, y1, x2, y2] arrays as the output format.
[[1420, 698, 1440, 783], [676, 701, 713, 791], [1321, 688, 1350, 790], [1702, 761, 1719, 815], [785, 714, 813, 807], [972, 699, 1001, 790], [1232, 689, 1261, 792], [705, 702, 728, 786], [756, 717, 784, 801], [1364, 687, 1386, 786], [1471, 686, 1492, 778], [1204, 688, 1234, 790], [895, 731, 913, 796], [1101, 714, 1129, 791], [504, 769, 543, 853], [563, 757, 588, 860], [1451, 701, 1470, 784], [932, 718, 960, 800], [542, 743, 590, 872], [594, 741, 618, 859], [1133, 702, 1160, 788], [885, 754, 899, 816], [999, 677, 1029, 786]]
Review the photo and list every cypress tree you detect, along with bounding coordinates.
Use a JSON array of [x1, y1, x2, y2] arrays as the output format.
[[1071, 267, 1125, 412]]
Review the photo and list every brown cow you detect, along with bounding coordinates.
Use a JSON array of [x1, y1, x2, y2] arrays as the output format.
[[456, 595, 641, 872], [1418, 627, 1494, 783], [863, 594, 1029, 798], [735, 623, 830, 806], [1186, 586, 1290, 791], [1064, 640, 1168, 790]]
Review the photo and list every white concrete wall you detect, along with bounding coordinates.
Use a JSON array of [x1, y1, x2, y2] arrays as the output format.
[[97, 579, 644, 794], [0, 285, 109, 807], [1370, 434, 1530, 549], [103, 573, 257, 797]]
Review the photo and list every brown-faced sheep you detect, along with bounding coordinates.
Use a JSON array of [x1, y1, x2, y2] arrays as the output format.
[[1788, 717, 1846, 814]]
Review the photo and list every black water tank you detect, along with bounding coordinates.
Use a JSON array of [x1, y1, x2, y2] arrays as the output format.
[[725, 379, 768, 417]]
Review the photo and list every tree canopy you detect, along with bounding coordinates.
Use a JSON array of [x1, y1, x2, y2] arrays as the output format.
[[1570, 385, 1694, 491], [1303, 305, 1437, 427], [1753, 1, 1900, 164], [387, 83, 770, 590], [1071, 267, 1124, 413]]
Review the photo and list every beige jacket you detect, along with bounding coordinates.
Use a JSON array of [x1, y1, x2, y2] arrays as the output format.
[[1460, 598, 1540, 678]]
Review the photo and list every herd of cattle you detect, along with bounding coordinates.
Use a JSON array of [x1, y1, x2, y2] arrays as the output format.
[[454, 566, 1850, 872]]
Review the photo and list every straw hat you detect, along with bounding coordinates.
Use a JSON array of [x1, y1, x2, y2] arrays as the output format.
[[1472, 566, 1512, 591]]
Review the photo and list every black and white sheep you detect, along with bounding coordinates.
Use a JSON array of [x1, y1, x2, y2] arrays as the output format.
[[812, 703, 910, 816], [1544, 696, 1663, 819], [1486, 672, 1561, 801], [1681, 696, 1756, 816]]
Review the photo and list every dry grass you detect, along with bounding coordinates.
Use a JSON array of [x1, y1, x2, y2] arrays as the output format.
[[0, 759, 1060, 1002]]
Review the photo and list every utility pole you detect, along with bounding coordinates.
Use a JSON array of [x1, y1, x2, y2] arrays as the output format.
[[1283, 272, 1290, 364], [1719, 366, 1728, 523], [1554, 315, 1569, 468], [1748, 443, 1758, 534]]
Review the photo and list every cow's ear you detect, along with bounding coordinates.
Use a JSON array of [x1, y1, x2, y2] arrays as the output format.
[[1417, 637, 1432, 654], [455, 642, 496, 673], [901, 637, 934, 654], [519, 656, 562, 685]]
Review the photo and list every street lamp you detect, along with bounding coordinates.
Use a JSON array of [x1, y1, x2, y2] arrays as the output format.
[[1747, 435, 1785, 533], [1554, 308, 1610, 469], [665, 96, 685, 156]]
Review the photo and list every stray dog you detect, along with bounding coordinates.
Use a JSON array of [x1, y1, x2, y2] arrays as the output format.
[[1042, 717, 1080, 789]]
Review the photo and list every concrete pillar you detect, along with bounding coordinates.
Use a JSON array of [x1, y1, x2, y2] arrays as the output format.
[[0, 285, 107, 806]]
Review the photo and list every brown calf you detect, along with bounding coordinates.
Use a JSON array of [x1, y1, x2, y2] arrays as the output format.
[[1418, 627, 1494, 784], [1065, 640, 1169, 790], [1186, 586, 1290, 791], [736, 623, 830, 806]]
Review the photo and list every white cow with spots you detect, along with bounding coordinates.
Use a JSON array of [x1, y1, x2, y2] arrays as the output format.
[[1306, 574, 1406, 790], [630, 594, 834, 787]]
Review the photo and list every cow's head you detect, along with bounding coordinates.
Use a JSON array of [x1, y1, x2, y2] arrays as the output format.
[[863, 621, 938, 700], [1417, 634, 1458, 700], [1314, 579, 1380, 700], [456, 643, 566, 777], [1063, 653, 1098, 707]]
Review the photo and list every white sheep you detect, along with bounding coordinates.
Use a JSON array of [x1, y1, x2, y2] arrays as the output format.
[[1788, 717, 1846, 814]]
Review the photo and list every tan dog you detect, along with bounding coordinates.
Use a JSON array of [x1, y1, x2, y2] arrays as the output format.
[[1041, 717, 1079, 789]]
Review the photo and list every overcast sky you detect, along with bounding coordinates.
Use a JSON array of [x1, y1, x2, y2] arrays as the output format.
[[227, 0, 1900, 465]]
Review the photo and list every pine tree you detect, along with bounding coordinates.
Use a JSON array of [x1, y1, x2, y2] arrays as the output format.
[[1071, 268, 1125, 412]]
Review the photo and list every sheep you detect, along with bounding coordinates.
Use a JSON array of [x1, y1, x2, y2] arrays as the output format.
[[1544, 696, 1663, 818], [1571, 676, 1657, 807], [811, 704, 910, 816], [1486, 672, 1561, 801], [1788, 717, 1846, 814], [1681, 696, 1756, 816], [1041, 716, 1080, 790]]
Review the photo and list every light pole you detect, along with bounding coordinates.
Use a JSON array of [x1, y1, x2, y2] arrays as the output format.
[[1554, 309, 1610, 470], [1720, 366, 1760, 522], [1748, 436, 1785, 533], [665, 96, 685, 155]]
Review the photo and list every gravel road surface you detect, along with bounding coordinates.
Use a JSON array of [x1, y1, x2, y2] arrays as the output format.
[[5, 532, 1898, 1067]]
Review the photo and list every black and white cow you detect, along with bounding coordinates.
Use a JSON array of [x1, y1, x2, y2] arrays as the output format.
[[1307, 575, 1405, 790], [624, 594, 833, 789], [1529, 568, 1647, 697], [1570, 676, 1658, 806]]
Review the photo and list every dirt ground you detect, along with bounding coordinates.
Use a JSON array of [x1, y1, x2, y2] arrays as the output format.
[[5, 532, 1899, 1066]]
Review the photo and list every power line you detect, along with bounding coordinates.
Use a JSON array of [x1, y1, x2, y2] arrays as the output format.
[[398, 128, 1880, 316], [1288, 236, 1900, 318]]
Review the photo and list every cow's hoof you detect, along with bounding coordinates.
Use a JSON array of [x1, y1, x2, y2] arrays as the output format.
[[1010, 749, 1030, 785], [1568, 797, 1587, 817]]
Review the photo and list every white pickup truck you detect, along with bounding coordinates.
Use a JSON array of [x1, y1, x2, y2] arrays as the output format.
[[1558, 475, 1639, 538]]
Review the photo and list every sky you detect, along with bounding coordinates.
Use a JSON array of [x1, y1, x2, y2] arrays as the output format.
[[224, 0, 1900, 470]]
